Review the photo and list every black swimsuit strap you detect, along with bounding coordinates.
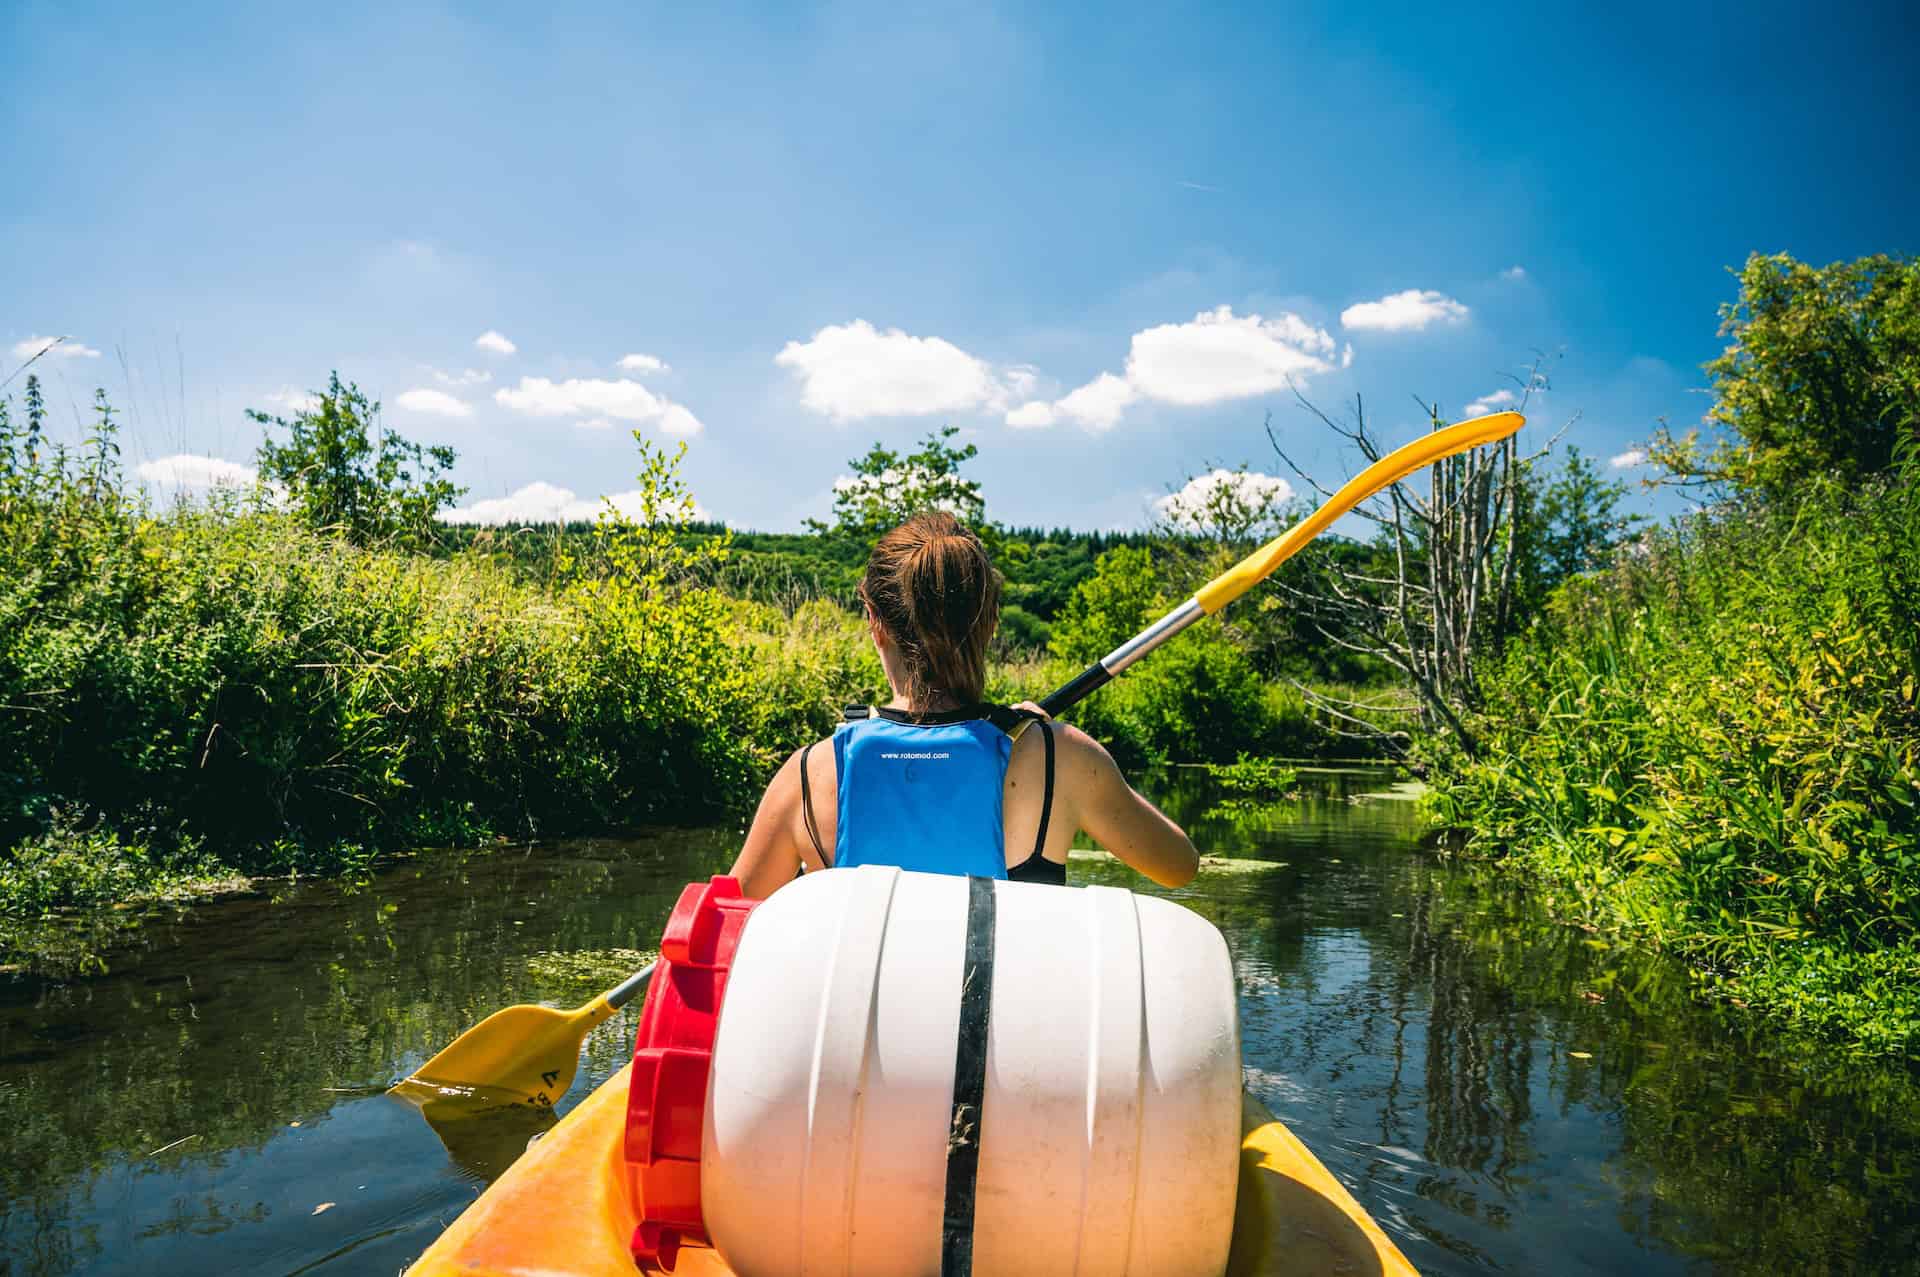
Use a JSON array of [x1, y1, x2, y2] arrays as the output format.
[[799, 742, 830, 869], [1007, 720, 1064, 885], [1032, 719, 1055, 862]]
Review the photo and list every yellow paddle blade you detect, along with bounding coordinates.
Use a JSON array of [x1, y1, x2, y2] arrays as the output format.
[[392, 995, 617, 1109], [1195, 410, 1525, 615]]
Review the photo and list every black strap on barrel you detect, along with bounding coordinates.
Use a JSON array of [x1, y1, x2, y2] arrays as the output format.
[[941, 875, 996, 1276]]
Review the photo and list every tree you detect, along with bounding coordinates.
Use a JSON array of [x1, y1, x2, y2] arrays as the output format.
[[812, 425, 986, 545], [1152, 465, 1293, 544], [1650, 252, 1920, 498], [251, 373, 464, 549], [1517, 446, 1641, 612], [1268, 362, 1568, 754], [1050, 544, 1165, 666]]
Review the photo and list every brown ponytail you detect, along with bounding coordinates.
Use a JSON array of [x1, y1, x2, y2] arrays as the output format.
[[859, 511, 1000, 708]]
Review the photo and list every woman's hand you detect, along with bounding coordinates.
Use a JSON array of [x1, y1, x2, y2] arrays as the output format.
[[1013, 700, 1050, 719]]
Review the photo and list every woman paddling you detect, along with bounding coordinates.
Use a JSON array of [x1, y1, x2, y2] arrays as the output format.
[[729, 511, 1198, 899]]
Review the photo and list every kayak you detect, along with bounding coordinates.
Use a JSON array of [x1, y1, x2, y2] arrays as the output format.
[[406, 1061, 1420, 1276]]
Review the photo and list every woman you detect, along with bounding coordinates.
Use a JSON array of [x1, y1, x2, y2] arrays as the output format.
[[729, 511, 1198, 900]]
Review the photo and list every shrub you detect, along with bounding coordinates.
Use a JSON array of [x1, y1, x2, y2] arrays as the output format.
[[0, 407, 771, 884], [1428, 450, 1920, 1054]]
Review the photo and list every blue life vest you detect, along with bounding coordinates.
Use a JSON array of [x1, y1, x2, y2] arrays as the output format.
[[833, 706, 1014, 879]]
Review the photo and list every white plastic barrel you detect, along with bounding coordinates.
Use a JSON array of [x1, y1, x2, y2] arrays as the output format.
[[701, 865, 1242, 1277]]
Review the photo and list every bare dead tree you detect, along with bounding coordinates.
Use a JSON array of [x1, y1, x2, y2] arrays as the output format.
[[1265, 356, 1572, 758]]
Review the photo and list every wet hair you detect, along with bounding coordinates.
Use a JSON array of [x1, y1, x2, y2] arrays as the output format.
[[859, 511, 1000, 707]]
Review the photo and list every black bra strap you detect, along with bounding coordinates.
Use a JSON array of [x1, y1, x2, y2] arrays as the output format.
[[1031, 720, 1055, 863], [799, 742, 830, 868]]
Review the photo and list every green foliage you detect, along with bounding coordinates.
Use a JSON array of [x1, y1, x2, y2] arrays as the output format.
[[811, 424, 986, 544], [1050, 544, 1165, 665], [0, 810, 222, 917], [0, 403, 775, 917], [1428, 448, 1920, 1054], [1518, 446, 1643, 601], [731, 596, 886, 754], [252, 373, 464, 549], [1204, 754, 1300, 799], [1098, 623, 1274, 764], [996, 628, 1357, 770], [1, 375, 1405, 948], [994, 602, 1050, 655], [1650, 252, 1920, 497]]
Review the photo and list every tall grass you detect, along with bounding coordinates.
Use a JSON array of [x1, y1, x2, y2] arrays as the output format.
[[1427, 450, 1920, 1054]]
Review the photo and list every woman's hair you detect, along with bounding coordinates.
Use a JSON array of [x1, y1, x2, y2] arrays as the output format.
[[859, 511, 1000, 707]]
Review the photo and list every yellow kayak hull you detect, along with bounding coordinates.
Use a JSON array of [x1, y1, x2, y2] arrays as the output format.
[[409, 1063, 1419, 1276]]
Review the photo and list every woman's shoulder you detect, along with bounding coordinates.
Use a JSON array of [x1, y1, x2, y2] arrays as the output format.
[[1008, 713, 1117, 774]]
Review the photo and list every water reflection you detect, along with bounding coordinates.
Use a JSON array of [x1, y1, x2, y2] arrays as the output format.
[[1086, 768, 1920, 1275], [0, 830, 737, 1274], [2, 774, 1917, 1275]]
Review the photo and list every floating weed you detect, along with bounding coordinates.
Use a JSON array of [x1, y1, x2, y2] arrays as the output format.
[[525, 948, 658, 1000], [1198, 855, 1290, 875]]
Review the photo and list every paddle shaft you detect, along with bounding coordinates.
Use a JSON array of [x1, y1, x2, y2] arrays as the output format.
[[1037, 411, 1526, 719], [607, 961, 657, 1011]]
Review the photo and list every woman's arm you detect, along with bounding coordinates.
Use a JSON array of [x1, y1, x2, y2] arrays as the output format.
[[727, 749, 810, 900], [1056, 724, 1199, 888]]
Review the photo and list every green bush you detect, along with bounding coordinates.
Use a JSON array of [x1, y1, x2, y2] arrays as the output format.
[[0, 812, 224, 917], [1205, 754, 1299, 799], [1428, 450, 1920, 1054], [1049, 544, 1163, 665], [0, 401, 771, 894]]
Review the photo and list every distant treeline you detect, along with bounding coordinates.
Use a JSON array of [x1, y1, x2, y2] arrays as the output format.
[[435, 520, 1167, 635]]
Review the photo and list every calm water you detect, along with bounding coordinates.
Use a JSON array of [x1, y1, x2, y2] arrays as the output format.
[[3, 768, 1917, 1274]]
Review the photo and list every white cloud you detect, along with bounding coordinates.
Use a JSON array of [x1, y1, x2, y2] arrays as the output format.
[[775, 320, 1006, 421], [1610, 448, 1648, 469], [396, 387, 473, 418], [1155, 469, 1295, 530], [1126, 306, 1337, 405], [1340, 289, 1470, 332], [1004, 400, 1055, 429], [494, 376, 705, 435], [617, 352, 669, 375], [474, 330, 517, 356], [1052, 372, 1138, 431], [657, 403, 703, 436], [1501, 265, 1527, 281], [440, 480, 709, 525], [262, 387, 320, 414], [9, 335, 102, 361], [431, 367, 491, 387], [137, 454, 258, 491], [1002, 305, 1336, 431], [576, 417, 615, 431], [1463, 388, 1519, 418]]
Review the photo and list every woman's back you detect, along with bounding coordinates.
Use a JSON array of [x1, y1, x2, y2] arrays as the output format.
[[727, 511, 1196, 901], [797, 705, 1065, 883]]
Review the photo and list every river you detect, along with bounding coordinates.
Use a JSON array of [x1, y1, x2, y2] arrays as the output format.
[[2, 767, 1917, 1274]]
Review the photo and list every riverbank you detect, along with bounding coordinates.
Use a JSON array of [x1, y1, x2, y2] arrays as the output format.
[[0, 406, 1390, 963], [1426, 453, 1920, 1057]]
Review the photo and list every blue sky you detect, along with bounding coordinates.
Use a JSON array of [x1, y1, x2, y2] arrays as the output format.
[[5, 1, 1916, 531]]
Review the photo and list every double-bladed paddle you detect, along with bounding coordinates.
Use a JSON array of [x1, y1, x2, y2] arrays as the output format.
[[398, 410, 1525, 1105]]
